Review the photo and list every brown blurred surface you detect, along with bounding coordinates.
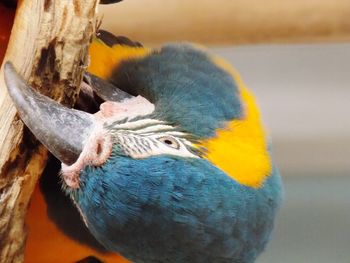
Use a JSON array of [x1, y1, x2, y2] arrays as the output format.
[[0, 4, 15, 64], [99, 0, 350, 46]]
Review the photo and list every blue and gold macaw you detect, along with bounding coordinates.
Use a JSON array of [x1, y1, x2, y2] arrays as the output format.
[[5, 28, 282, 263]]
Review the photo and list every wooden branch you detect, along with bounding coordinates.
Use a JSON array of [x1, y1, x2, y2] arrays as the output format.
[[100, 0, 350, 45], [0, 0, 100, 262]]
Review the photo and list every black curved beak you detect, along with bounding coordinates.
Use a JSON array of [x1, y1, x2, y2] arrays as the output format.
[[4, 62, 95, 165]]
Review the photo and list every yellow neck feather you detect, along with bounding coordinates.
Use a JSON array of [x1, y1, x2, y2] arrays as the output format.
[[199, 57, 272, 188], [88, 38, 150, 79]]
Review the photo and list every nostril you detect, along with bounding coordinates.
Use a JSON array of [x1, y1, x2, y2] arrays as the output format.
[[91, 133, 113, 167], [96, 141, 102, 155]]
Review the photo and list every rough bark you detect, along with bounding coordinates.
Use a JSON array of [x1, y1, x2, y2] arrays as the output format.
[[0, 0, 100, 262]]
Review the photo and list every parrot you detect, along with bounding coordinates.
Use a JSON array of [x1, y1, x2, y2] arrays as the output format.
[[4, 29, 282, 263]]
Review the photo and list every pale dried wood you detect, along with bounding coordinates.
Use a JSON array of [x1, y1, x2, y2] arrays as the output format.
[[0, 0, 100, 262]]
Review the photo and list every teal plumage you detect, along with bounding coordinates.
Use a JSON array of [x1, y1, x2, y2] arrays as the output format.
[[64, 43, 283, 262], [69, 155, 281, 263], [109, 44, 243, 138], [4, 31, 283, 263]]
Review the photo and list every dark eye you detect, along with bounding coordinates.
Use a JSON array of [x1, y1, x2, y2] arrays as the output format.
[[158, 136, 180, 149]]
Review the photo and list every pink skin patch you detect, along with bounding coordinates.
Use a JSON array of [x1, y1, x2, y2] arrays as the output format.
[[61, 95, 155, 189], [95, 95, 155, 121], [61, 123, 113, 189]]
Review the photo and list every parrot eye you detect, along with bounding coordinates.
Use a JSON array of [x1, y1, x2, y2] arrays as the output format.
[[157, 136, 180, 149]]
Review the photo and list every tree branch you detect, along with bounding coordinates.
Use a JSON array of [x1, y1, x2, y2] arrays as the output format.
[[0, 0, 100, 262]]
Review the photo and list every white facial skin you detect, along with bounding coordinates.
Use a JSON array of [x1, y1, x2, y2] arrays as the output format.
[[61, 95, 198, 189]]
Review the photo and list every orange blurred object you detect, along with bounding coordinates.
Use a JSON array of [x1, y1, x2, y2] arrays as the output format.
[[0, 4, 15, 65], [25, 185, 129, 263]]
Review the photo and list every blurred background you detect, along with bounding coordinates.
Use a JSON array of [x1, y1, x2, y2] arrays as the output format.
[[99, 1, 350, 262]]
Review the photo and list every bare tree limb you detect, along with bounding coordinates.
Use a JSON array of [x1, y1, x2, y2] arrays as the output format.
[[0, 1, 100, 262]]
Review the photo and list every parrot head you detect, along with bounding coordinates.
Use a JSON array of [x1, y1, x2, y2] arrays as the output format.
[[4, 43, 282, 263]]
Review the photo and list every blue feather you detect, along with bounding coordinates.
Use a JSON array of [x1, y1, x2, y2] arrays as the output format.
[[69, 156, 282, 263], [109, 44, 243, 138]]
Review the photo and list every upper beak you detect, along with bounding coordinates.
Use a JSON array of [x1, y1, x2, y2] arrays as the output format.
[[4, 62, 95, 165]]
